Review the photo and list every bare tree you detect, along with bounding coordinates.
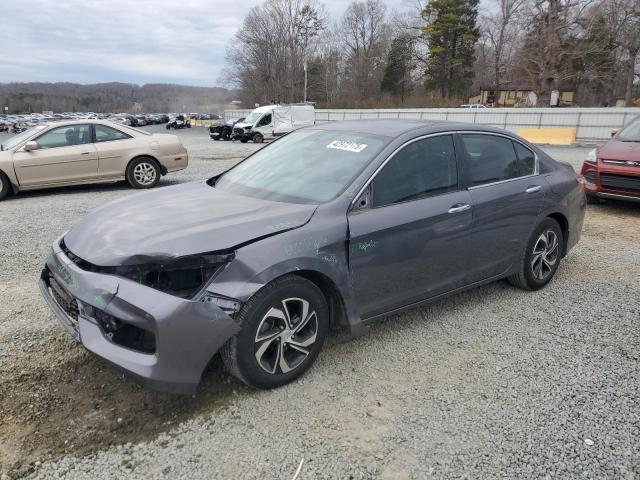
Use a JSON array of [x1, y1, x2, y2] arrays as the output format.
[[480, 0, 529, 103], [609, 0, 640, 105], [225, 0, 326, 105], [516, 0, 599, 106], [340, 0, 390, 103]]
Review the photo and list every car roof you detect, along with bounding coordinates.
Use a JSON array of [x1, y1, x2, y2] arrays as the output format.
[[37, 119, 127, 128], [309, 119, 510, 138]]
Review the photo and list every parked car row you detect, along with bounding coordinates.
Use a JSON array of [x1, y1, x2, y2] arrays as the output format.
[[0, 111, 225, 131]]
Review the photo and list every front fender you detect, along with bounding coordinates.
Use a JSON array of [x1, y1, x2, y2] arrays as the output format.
[[204, 217, 364, 335]]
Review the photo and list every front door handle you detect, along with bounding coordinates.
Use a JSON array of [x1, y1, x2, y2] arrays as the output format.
[[525, 185, 542, 194], [448, 203, 471, 214], [80, 152, 91, 155]]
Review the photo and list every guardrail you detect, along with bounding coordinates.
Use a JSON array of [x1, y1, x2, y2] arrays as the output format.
[[224, 107, 639, 142]]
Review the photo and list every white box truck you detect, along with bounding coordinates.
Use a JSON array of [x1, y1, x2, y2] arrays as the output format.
[[232, 104, 315, 143]]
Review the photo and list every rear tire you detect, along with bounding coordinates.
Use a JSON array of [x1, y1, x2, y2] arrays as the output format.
[[126, 157, 161, 189], [508, 218, 563, 291], [0, 171, 10, 201], [221, 275, 329, 389]]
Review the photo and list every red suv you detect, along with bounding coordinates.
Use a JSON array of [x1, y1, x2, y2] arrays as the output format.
[[581, 116, 640, 204]]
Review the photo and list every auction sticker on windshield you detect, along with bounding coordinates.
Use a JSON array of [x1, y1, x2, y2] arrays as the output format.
[[327, 140, 368, 153]]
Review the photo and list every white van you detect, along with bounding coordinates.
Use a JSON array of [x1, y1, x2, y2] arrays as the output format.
[[233, 104, 315, 143]]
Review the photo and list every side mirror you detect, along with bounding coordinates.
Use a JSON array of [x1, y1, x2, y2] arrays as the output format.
[[611, 128, 620, 138], [24, 141, 38, 152]]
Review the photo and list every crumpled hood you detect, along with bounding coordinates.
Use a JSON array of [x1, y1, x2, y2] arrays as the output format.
[[64, 181, 316, 266]]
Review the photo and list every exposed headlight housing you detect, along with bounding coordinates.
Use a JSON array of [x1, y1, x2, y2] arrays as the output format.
[[584, 148, 597, 165], [113, 252, 234, 299]]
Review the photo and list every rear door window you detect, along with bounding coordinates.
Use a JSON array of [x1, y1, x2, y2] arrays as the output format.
[[460, 134, 520, 186], [513, 142, 535, 176], [95, 124, 131, 143]]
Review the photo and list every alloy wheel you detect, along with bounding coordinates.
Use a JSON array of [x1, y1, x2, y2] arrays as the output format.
[[133, 162, 157, 186], [531, 230, 559, 281], [254, 298, 318, 375]]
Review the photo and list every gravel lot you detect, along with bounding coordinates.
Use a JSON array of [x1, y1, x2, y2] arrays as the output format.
[[0, 126, 638, 479]]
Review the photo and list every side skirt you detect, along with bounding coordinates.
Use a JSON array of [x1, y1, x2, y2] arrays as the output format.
[[362, 273, 507, 325]]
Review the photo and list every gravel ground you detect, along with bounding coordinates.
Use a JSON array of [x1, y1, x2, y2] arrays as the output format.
[[0, 127, 638, 479]]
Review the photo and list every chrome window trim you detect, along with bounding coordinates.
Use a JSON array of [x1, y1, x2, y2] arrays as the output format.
[[349, 130, 539, 206]]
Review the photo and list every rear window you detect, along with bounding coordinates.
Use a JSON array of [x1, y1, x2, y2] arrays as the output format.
[[461, 134, 520, 186]]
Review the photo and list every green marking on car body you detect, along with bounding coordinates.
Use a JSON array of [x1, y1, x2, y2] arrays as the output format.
[[94, 294, 107, 309], [268, 220, 296, 231], [346, 184, 360, 199], [285, 237, 329, 257], [357, 240, 377, 252]]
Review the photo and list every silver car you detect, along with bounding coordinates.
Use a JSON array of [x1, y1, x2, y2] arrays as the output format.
[[0, 120, 188, 200]]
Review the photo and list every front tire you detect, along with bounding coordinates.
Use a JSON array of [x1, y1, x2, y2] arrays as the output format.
[[0, 171, 10, 201], [221, 275, 329, 389], [508, 218, 563, 291], [253, 133, 264, 144], [126, 157, 161, 189]]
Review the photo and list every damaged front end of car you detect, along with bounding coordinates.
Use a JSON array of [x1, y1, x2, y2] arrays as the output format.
[[40, 235, 243, 394]]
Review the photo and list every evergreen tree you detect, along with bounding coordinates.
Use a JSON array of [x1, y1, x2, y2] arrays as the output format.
[[381, 33, 416, 103], [422, 0, 479, 99]]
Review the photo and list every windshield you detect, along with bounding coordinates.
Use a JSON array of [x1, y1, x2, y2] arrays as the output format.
[[242, 112, 263, 124], [1, 125, 47, 150], [215, 129, 388, 204], [618, 117, 640, 142]]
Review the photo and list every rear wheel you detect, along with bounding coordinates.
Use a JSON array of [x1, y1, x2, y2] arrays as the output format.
[[508, 218, 563, 291], [0, 171, 10, 201], [126, 157, 161, 189], [221, 275, 329, 389]]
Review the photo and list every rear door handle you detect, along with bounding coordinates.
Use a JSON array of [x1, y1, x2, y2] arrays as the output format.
[[81, 152, 91, 155], [448, 203, 471, 214], [525, 185, 542, 194]]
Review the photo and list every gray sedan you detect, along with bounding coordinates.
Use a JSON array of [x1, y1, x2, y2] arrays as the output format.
[[40, 120, 586, 393]]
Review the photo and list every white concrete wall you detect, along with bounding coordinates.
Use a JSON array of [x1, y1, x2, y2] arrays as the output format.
[[224, 107, 639, 141]]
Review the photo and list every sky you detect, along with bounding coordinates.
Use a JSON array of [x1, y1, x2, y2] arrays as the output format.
[[0, 0, 414, 88]]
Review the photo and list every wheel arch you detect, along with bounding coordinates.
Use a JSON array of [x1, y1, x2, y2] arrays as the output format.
[[0, 167, 19, 194], [126, 154, 166, 176], [290, 270, 349, 330], [546, 211, 569, 257]]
